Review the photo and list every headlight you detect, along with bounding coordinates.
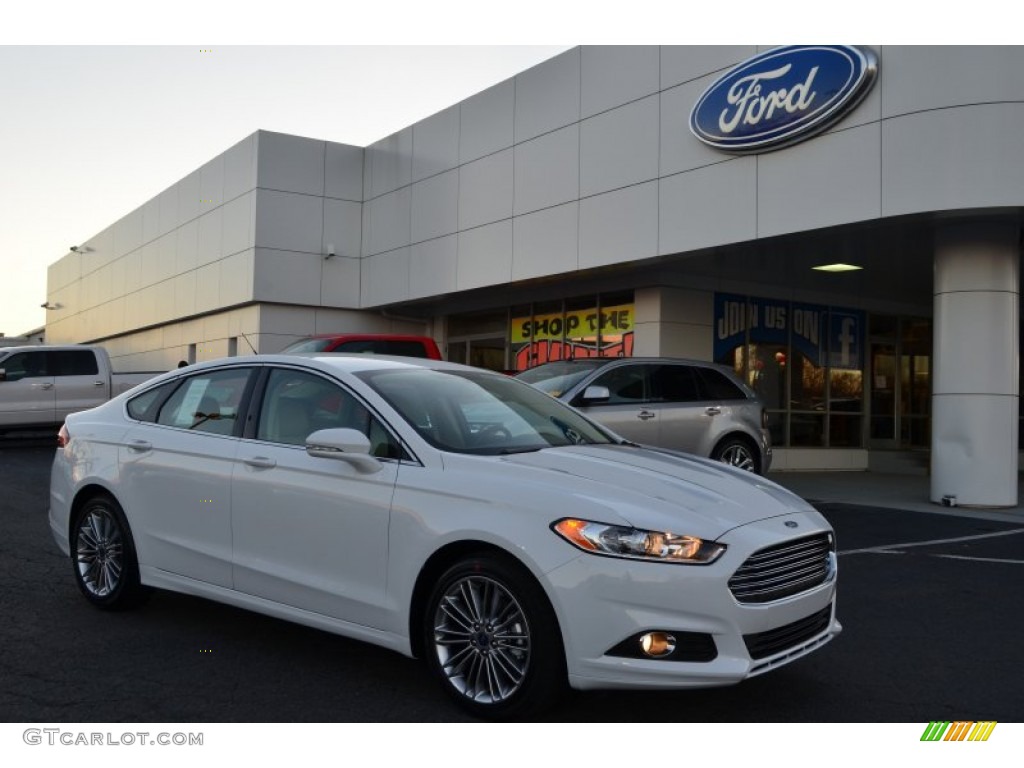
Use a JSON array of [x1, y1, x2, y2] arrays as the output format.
[[552, 518, 726, 565]]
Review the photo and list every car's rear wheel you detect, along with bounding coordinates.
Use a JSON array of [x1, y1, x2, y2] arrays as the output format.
[[713, 436, 760, 473], [424, 553, 565, 719], [71, 494, 148, 610]]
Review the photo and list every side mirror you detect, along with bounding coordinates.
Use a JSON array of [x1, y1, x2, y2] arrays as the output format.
[[305, 428, 382, 473], [578, 385, 611, 404], [0, 368, 6, 382]]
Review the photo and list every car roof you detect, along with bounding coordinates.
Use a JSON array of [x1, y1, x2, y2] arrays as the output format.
[[182, 353, 482, 376]]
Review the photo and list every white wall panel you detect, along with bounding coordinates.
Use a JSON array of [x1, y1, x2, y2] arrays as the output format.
[[155, 232, 177, 284], [178, 170, 201, 226], [222, 191, 254, 257], [252, 248, 322, 305], [459, 148, 512, 230], [322, 199, 362, 260], [256, 131, 325, 196], [362, 187, 411, 256], [173, 271, 197, 319], [175, 219, 199, 276], [219, 249, 255, 307], [224, 133, 257, 201], [579, 182, 657, 269], [409, 235, 457, 300], [580, 95, 659, 197], [513, 202, 578, 280], [194, 262, 221, 314], [254, 189, 324, 254], [660, 45, 754, 90], [361, 248, 411, 306], [659, 159, 756, 255], [660, 76, 730, 178], [325, 142, 364, 202], [367, 128, 413, 199], [460, 79, 514, 164], [158, 186, 179, 237], [515, 48, 580, 143], [143, 198, 161, 245], [457, 220, 512, 291], [114, 207, 143, 259], [320, 255, 361, 308], [413, 104, 460, 182], [197, 207, 223, 267], [581, 46, 659, 118], [882, 103, 1024, 217], [514, 125, 579, 216], [200, 153, 225, 207], [758, 123, 882, 238], [411, 170, 459, 243]]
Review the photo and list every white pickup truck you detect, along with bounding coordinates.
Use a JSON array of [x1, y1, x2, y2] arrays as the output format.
[[0, 345, 161, 433]]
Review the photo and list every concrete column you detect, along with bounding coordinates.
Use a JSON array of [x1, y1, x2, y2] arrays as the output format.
[[633, 286, 714, 358], [931, 221, 1019, 507]]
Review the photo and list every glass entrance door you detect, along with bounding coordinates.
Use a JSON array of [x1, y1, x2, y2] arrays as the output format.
[[868, 316, 931, 449]]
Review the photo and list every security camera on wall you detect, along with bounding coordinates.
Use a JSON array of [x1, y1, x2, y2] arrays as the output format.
[[325, 244, 336, 260]]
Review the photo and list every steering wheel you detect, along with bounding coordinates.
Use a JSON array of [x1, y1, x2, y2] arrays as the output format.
[[473, 424, 512, 444]]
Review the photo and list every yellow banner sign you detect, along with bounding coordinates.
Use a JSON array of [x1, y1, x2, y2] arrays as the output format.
[[512, 304, 633, 343]]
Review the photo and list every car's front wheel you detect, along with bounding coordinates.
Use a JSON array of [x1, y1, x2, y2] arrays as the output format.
[[70, 494, 149, 610], [424, 553, 565, 719]]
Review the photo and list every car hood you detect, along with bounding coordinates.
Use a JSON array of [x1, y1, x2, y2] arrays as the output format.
[[473, 443, 819, 540]]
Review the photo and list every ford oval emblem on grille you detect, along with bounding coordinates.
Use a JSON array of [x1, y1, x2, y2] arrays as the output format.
[[784, 521, 799, 528], [689, 45, 878, 153]]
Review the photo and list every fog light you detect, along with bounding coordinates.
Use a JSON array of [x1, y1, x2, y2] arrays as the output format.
[[639, 632, 676, 658]]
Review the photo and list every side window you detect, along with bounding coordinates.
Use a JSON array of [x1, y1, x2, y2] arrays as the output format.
[[334, 340, 375, 354], [50, 350, 99, 377], [379, 340, 428, 358], [589, 365, 651, 405], [697, 367, 747, 401], [652, 365, 702, 403], [156, 368, 252, 435], [0, 351, 49, 382], [257, 369, 403, 459], [127, 380, 179, 423]]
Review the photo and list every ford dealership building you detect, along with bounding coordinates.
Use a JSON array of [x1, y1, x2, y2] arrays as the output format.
[[44, 46, 1024, 506]]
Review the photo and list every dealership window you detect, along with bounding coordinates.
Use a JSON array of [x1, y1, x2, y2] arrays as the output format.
[[446, 292, 635, 373], [715, 294, 867, 449]]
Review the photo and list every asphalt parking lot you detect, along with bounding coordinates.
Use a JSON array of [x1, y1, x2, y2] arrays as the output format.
[[2, 439, 1022, 723]]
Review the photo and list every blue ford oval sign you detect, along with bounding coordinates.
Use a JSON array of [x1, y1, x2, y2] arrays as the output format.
[[690, 46, 877, 153]]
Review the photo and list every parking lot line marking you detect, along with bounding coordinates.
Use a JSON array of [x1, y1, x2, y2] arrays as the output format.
[[932, 554, 1024, 565], [839, 527, 1024, 556]]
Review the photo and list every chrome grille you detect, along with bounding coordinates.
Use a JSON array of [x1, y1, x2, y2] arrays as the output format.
[[728, 532, 834, 604]]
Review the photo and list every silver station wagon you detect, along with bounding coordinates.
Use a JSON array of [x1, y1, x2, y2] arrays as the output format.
[[517, 358, 772, 474]]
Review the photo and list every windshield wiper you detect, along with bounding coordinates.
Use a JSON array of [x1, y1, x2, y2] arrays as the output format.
[[496, 446, 545, 455]]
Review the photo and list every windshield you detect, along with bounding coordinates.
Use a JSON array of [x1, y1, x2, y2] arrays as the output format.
[[515, 360, 604, 398], [281, 338, 334, 353], [358, 368, 616, 455]]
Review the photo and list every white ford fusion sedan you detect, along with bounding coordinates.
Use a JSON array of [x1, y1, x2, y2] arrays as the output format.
[[50, 354, 840, 718]]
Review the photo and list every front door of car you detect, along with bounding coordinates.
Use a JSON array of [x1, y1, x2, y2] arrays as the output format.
[[118, 366, 255, 587], [0, 350, 55, 427], [572, 363, 659, 444], [230, 368, 399, 629]]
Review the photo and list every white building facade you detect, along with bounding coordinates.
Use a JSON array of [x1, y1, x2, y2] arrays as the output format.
[[46, 46, 1024, 505]]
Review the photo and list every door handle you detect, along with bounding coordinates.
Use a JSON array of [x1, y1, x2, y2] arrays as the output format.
[[93, 381, 106, 387], [39, 382, 54, 390], [638, 410, 656, 421], [125, 439, 152, 452], [243, 456, 277, 469], [705, 407, 721, 416]]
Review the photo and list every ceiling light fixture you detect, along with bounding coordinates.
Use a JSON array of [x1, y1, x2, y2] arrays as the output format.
[[812, 263, 863, 272]]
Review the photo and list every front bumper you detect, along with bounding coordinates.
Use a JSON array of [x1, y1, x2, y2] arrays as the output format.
[[545, 511, 837, 691]]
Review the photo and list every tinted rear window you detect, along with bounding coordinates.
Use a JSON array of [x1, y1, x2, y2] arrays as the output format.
[[282, 339, 335, 353], [697, 368, 747, 400]]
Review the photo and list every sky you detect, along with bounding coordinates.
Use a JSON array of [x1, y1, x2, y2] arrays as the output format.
[[0, 3, 1004, 337], [0, 44, 570, 336]]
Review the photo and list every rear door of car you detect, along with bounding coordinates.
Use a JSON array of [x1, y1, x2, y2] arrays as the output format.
[[572, 363, 659, 444], [229, 366, 400, 627], [649, 363, 713, 455], [118, 366, 257, 587], [51, 349, 110, 421]]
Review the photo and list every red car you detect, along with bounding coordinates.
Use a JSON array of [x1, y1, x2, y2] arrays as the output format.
[[281, 334, 442, 360]]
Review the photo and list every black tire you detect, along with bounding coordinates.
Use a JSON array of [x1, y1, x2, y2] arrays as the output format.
[[70, 494, 149, 610], [712, 436, 761, 474], [423, 553, 566, 719]]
